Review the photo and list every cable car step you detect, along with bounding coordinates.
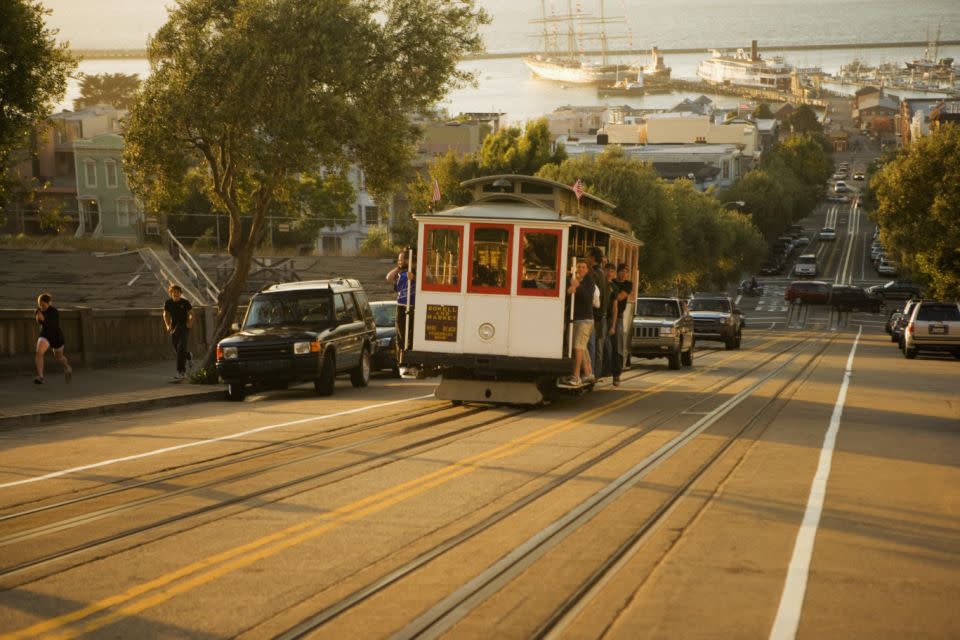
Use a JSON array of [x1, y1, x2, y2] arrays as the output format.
[[435, 378, 543, 405]]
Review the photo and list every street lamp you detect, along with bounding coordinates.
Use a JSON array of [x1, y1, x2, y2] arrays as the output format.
[[720, 200, 746, 209]]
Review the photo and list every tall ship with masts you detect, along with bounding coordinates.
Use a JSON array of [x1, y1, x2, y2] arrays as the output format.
[[523, 0, 633, 85]]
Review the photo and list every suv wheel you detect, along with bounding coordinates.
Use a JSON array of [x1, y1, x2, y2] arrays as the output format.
[[725, 334, 737, 350], [314, 352, 336, 396], [226, 382, 246, 402], [667, 348, 681, 370], [735, 329, 743, 349], [351, 347, 371, 388], [681, 345, 693, 367]]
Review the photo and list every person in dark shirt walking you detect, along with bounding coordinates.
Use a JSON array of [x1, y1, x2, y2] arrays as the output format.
[[561, 259, 596, 386], [34, 292, 72, 384], [163, 284, 194, 381]]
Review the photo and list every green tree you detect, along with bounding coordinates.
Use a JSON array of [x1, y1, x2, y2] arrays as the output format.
[[73, 73, 142, 110], [788, 104, 823, 135], [124, 0, 488, 371], [0, 0, 75, 209], [752, 103, 774, 119], [478, 118, 566, 175], [870, 124, 960, 298], [719, 169, 793, 241]]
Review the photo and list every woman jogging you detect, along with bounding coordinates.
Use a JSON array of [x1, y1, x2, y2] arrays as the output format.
[[34, 292, 72, 385]]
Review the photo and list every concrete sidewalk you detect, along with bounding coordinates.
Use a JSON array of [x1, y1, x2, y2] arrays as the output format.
[[0, 361, 224, 429]]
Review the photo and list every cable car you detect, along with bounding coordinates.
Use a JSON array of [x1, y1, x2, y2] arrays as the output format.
[[402, 174, 642, 405]]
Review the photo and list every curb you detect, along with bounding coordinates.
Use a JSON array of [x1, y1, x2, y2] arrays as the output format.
[[0, 389, 224, 431]]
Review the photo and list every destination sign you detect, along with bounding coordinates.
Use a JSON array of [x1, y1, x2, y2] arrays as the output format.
[[424, 304, 458, 342]]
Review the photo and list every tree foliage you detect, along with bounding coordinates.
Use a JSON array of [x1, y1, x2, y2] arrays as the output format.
[[0, 0, 75, 207], [124, 0, 488, 369], [870, 124, 960, 299], [478, 119, 566, 175], [73, 73, 142, 110], [788, 104, 823, 135], [752, 103, 774, 119]]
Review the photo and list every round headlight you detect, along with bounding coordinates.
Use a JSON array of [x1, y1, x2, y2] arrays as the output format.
[[478, 322, 495, 341]]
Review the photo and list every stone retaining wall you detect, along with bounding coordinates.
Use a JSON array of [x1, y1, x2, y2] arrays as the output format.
[[0, 307, 214, 376]]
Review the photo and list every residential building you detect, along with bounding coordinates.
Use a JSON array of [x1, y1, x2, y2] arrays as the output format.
[[899, 98, 943, 144], [545, 105, 608, 139], [73, 133, 143, 239], [854, 91, 900, 129], [929, 99, 960, 130]]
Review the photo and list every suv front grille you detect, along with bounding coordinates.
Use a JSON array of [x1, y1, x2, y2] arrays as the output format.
[[694, 319, 720, 331], [238, 344, 294, 359], [634, 326, 660, 338]]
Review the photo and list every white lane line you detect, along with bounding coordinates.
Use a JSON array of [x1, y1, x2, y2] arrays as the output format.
[[0, 394, 436, 490], [735, 294, 743, 305], [769, 325, 862, 640]]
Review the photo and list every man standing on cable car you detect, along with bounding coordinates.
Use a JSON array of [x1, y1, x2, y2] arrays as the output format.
[[562, 259, 596, 387], [587, 247, 609, 381]]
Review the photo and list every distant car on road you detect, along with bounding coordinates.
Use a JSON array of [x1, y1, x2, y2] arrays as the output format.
[[759, 260, 783, 276], [868, 280, 922, 301], [830, 285, 883, 313], [785, 281, 831, 305], [853, 172, 865, 181], [819, 227, 837, 241], [793, 253, 818, 277], [877, 259, 898, 276], [688, 294, 743, 350]]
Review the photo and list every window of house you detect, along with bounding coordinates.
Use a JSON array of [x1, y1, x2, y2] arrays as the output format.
[[117, 200, 132, 227], [105, 161, 118, 188], [468, 223, 512, 295], [84, 160, 97, 188], [364, 205, 379, 225], [422, 224, 463, 292], [517, 229, 561, 297]]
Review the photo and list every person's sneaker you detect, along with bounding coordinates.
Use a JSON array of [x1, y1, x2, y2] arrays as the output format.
[[559, 375, 581, 387], [33, 377, 43, 385], [612, 377, 621, 387], [186, 352, 194, 372], [171, 373, 185, 382], [583, 375, 596, 384]]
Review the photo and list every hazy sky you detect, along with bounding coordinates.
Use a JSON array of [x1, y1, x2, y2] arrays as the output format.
[[41, 1, 173, 49]]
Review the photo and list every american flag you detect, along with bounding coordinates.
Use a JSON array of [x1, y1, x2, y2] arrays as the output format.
[[431, 178, 441, 203], [572, 178, 584, 201]]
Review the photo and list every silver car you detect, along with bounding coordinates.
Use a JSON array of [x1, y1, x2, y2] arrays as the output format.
[[630, 297, 695, 370]]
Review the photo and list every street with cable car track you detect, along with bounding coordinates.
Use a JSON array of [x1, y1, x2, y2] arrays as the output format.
[[1, 172, 957, 639]]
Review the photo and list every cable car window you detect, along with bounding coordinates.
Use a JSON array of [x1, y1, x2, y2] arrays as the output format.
[[468, 224, 513, 294], [423, 225, 463, 292], [518, 229, 561, 297]]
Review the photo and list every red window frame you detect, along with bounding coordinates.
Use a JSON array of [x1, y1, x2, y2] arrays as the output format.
[[421, 224, 464, 293], [467, 223, 513, 296], [516, 227, 562, 298]]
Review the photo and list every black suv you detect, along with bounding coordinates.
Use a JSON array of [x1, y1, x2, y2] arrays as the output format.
[[688, 294, 743, 350], [217, 279, 377, 401]]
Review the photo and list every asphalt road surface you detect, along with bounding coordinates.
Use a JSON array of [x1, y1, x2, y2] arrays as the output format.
[[1, 187, 957, 639]]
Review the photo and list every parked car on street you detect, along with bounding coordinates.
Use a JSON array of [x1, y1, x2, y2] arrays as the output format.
[[819, 227, 837, 241], [877, 259, 898, 276], [902, 301, 960, 359], [688, 294, 743, 350], [830, 285, 883, 313], [785, 281, 831, 305], [217, 279, 377, 401], [759, 259, 783, 275], [793, 253, 818, 277], [891, 299, 921, 348], [369, 301, 399, 375], [630, 297, 695, 369]]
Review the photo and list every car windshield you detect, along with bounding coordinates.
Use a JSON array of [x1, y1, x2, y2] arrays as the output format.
[[636, 300, 679, 318], [690, 299, 730, 312], [243, 292, 333, 328], [370, 303, 396, 327], [798, 256, 816, 265]]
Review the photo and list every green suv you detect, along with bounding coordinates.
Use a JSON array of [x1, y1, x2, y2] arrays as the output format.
[[217, 279, 376, 401]]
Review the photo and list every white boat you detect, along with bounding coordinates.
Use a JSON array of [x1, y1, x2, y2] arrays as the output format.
[[697, 40, 792, 91], [523, 0, 633, 85]]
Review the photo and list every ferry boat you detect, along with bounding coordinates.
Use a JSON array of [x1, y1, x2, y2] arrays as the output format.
[[696, 40, 792, 91]]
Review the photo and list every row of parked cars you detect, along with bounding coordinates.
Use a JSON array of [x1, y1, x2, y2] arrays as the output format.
[[630, 293, 745, 369], [887, 298, 960, 360], [760, 224, 810, 275]]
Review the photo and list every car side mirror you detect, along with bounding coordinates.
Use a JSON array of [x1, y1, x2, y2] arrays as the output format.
[[231, 322, 239, 331]]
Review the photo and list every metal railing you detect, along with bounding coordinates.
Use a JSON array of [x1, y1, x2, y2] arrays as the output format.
[[166, 230, 220, 305]]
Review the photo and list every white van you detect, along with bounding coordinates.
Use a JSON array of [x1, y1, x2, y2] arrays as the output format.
[[835, 180, 849, 193], [794, 254, 818, 277]]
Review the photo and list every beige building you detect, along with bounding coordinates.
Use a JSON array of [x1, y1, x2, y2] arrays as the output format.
[[604, 113, 759, 160]]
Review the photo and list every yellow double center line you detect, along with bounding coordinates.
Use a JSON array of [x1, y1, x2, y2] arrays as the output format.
[[6, 337, 785, 639]]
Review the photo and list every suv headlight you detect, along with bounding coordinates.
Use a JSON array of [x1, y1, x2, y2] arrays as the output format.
[[220, 346, 238, 360], [660, 326, 674, 336], [294, 340, 320, 355], [378, 336, 393, 348]]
